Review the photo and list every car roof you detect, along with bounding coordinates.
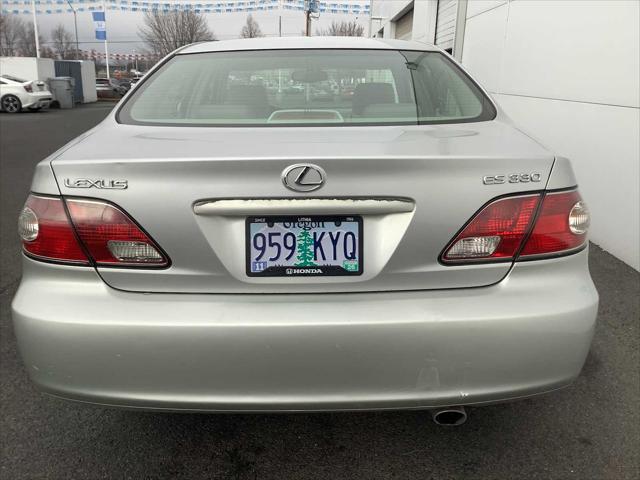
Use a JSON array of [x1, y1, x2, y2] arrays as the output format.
[[0, 75, 24, 84], [179, 36, 438, 55]]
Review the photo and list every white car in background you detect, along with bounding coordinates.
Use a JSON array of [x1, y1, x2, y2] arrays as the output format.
[[0, 75, 52, 113]]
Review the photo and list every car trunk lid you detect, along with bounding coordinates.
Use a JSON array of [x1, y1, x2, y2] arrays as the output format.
[[51, 119, 554, 293]]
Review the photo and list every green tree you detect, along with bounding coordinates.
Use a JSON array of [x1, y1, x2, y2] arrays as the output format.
[[295, 230, 317, 267]]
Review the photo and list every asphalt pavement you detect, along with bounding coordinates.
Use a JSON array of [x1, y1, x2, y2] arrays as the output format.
[[1, 104, 639, 480]]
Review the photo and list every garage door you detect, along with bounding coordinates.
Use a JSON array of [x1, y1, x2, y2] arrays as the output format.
[[394, 8, 413, 40], [435, 0, 458, 51]]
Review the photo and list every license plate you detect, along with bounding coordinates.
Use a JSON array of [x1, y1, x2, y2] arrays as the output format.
[[246, 215, 363, 277]]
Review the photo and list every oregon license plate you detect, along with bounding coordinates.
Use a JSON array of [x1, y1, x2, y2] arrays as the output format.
[[246, 215, 363, 277]]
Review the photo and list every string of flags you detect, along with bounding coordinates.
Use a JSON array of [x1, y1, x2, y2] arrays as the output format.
[[1, 0, 370, 15], [83, 50, 160, 60]]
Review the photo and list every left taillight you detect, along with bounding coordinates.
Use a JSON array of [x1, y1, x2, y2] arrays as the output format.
[[23, 83, 33, 93], [18, 194, 169, 267], [18, 195, 89, 264]]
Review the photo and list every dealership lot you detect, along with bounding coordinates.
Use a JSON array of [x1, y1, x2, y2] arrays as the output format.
[[1, 105, 638, 479]]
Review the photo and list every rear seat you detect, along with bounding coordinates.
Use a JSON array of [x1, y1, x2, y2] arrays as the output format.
[[351, 83, 396, 116]]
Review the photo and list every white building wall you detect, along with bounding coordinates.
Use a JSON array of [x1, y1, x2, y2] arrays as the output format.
[[0, 57, 55, 83], [461, 0, 640, 270]]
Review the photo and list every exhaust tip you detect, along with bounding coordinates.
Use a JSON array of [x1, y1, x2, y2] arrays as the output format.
[[431, 406, 467, 426]]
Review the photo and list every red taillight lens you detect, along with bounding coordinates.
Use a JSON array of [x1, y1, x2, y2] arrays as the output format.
[[18, 195, 89, 264], [23, 84, 33, 93], [442, 194, 541, 263], [66, 198, 168, 266], [441, 190, 589, 264], [520, 190, 588, 257], [18, 195, 169, 267]]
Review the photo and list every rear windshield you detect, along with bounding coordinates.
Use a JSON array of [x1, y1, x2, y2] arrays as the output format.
[[3, 75, 27, 83], [118, 49, 496, 127]]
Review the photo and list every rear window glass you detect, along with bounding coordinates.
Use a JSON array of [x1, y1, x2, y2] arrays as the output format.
[[3, 75, 27, 83], [118, 49, 496, 126]]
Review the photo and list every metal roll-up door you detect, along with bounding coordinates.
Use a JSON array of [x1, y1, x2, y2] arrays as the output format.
[[435, 0, 458, 51], [394, 8, 414, 40]]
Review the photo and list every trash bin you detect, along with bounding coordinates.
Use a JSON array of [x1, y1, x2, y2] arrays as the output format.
[[48, 77, 75, 109]]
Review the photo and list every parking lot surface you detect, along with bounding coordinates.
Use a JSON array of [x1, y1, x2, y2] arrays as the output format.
[[1, 104, 639, 480]]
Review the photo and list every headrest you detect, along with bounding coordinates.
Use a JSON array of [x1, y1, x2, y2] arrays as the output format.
[[226, 84, 268, 105], [352, 82, 395, 115]]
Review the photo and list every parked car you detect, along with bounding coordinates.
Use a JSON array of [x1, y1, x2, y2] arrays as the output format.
[[12, 37, 598, 425], [95, 78, 124, 98], [0, 75, 52, 113]]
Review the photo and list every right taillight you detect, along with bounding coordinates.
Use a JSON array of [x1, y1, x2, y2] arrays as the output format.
[[18, 194, 169, 267], [441, 194, 541, 263], [441, 190, 589, 264], [520, 190, 589, 257]]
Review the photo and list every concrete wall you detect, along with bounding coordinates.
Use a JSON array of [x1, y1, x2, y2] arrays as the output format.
[[461, 0, 640, 270], [0, 57, 55, 83]]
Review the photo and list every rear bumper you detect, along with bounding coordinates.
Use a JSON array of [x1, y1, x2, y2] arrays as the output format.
[[11, 250, 598, 412], [22, 92, 52, 109]]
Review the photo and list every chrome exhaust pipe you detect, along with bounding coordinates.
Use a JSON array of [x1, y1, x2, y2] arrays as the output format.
[[431, 406, 467, 426]]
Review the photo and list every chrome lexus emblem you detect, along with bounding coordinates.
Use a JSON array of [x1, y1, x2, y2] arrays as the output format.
[[282, 164, 326, 192], [64, 178, 128, 189]]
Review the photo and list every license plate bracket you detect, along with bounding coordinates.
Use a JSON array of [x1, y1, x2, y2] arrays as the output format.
[[246, 215, 363, 277]]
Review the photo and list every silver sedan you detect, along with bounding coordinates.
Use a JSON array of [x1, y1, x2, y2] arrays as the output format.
[[12, 37, 598, 425]]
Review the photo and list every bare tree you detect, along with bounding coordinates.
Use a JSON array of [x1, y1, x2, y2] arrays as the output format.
[[138, 10, 215, 57], [17, 24, 47, 57], [317, 20, 364, 37], [0, 14, 24, 56], [41, 45, 57, 59], [240, 14, 263, 38], [51, 23, 74, 59]]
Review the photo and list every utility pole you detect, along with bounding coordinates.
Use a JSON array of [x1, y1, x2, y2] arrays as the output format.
[[102, 0, 110, 80], [67, 0, 79, 59], [305, 0, 318, 37], [30, 0, 40, 58], [278, 0, 282, 37]]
